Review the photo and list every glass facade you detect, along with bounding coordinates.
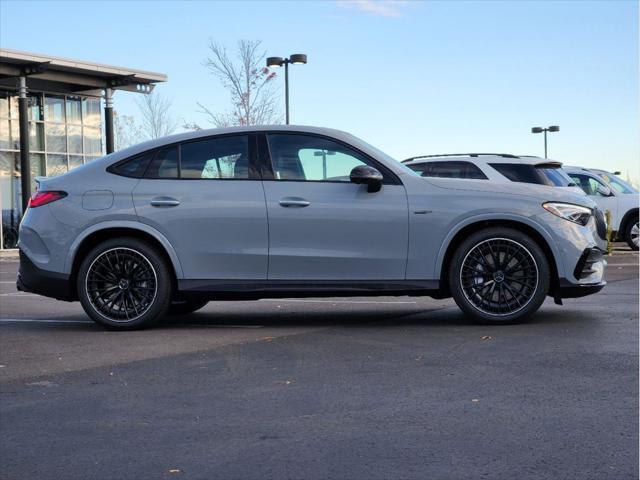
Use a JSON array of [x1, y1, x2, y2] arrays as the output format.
[[0, 90, 103, 248]]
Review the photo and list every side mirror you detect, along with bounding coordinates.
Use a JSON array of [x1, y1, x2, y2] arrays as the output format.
[[595, 184, 612, 197], [350, 165, 383, 193]]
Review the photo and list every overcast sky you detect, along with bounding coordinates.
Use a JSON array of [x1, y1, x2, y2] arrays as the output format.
[[1, 0, 638, 179]]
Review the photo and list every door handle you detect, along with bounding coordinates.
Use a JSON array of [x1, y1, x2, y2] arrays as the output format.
[[150, 197, 180, 207], [279, 197, 310, 208]]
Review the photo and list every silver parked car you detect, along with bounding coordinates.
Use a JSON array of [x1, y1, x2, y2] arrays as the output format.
[[403, 153, 585, 194], [18, 126, 607, 330]]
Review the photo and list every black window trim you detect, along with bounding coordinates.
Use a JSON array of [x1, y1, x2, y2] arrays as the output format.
[[106, 132, 261, 180], [257, 131, 402, 186]]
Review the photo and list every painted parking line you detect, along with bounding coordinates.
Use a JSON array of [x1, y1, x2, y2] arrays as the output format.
[[0, 318, 91, 324], [0, 293, 39, 297], [0, 318, 264, 328]]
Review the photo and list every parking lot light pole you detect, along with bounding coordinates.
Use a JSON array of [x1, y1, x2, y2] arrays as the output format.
[[266, 54, 307, 124], [531, 125, 560, 158]]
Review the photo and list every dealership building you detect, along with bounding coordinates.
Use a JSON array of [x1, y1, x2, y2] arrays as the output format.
[[0, 49, 167, 249]]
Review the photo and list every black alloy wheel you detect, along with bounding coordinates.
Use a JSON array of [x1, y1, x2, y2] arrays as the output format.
[[449, 227, 550, 324], [85, 247, 158, 322], [78, 238, 172, 330]]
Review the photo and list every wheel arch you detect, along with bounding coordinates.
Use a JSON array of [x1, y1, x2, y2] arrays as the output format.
[[66, 221, 184, 293], [436, 215, 562, 297], [619, 208, 639, 236]]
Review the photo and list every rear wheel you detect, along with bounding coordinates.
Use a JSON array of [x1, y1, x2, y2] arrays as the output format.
[[168, 299, 209, 315], [77, 238, 172, 330], [449, 227, 550, 324], [624, 216, 639, 251]]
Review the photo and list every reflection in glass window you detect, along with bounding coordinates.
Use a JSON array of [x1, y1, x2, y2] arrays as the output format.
[[28, 94, 43, 121], [66, 97, 82, 124], [30, 154, 45, 180], [267, 134, 371, 182], [180, 136, 249, 179], [44, 95, 66, 123], [408, 161, 488, 180], [82, 98, 101, 126], [109, 151, 155, 178], [145, 146, 178, 178], [29, 123, 44, 151], [45, 123, 67, 152], [69, 155, 84, 170], [46, 154, 68, 177], [598, 173, 638, 194], [83, 126, 101, 155], [0, 93, 9, 118], [0, 92, 18, 119], [0, 151, 14, 176], [0, 120, 10, 150], [68, 125, 82, 154]]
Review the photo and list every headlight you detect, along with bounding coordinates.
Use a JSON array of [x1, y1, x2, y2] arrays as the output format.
[[543, 202, 592, 226]]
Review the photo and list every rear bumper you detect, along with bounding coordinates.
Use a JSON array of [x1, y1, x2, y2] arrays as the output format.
[[17, 250, 74, 301]]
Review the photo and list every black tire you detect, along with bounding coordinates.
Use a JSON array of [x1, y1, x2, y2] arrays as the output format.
[[623, 216, 639, 251], [168, 299, 209, 315], [77, 237, 172, 330], [448, 227, 550, 324]]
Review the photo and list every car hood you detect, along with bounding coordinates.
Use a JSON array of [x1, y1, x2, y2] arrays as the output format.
[[420, 177, 597, 208]]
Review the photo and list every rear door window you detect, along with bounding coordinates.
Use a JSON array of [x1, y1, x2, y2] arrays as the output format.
[[180, 135, 249, 179]]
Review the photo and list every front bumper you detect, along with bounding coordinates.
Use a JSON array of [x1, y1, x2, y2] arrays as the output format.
[[17, 250, 74, 301], [553, 247, 606, 301]]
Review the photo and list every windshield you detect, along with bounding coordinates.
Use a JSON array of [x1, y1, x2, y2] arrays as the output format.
[[489, 163, 574, 187], [597, 172, 638, 194]]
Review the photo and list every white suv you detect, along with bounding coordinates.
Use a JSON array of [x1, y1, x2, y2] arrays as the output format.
[[564, 167, 639, 250], [403, 154, 584, 194]]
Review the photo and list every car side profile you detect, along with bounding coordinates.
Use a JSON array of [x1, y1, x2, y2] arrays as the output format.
[[18, 126, 607, 330], [403, 153, 584, 194], [563, 166, 639, 250]]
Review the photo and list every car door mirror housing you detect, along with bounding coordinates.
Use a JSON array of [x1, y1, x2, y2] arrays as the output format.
[[350, 165, 383, 193], [596, 184, 612, 196]]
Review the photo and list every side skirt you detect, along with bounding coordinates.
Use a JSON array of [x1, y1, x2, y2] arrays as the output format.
[[177, 279, 443, 301]]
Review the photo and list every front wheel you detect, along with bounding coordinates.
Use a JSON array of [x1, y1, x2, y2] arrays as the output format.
[[77, 238, 172, 330], [449, 227, 550, 324], [624, 217, 639, 251]]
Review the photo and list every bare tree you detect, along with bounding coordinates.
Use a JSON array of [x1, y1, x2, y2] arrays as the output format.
[[196, 39, 280, 127], [135, 91, 179, 139], [113, 111, 143, 151]]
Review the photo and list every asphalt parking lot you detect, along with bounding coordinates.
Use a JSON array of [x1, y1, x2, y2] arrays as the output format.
[[0, 247, 638, 480]]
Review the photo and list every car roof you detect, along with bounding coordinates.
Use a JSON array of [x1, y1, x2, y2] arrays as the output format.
[[563, 166, 605, 174], [403, 154, 561, 166]]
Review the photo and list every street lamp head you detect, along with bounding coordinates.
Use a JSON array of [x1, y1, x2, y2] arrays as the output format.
[[531, 127, 543, 134], [548, 125, 560, 132], [266, 56, 284, 68], [290, 53, 307, 65]]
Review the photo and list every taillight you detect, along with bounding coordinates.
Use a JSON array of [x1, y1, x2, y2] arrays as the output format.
[[28, 191, 67, 208]]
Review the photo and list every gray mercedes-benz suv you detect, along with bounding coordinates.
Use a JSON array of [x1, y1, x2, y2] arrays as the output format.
[[17, 126, 607, 330]]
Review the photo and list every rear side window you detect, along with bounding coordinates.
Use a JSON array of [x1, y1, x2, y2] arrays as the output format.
[[108, 151, 155, 178], [489, 163, 572, 187], [145, 146, 179, 179], [409, 161, 487, 180], [181, 136, 249, 179]]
